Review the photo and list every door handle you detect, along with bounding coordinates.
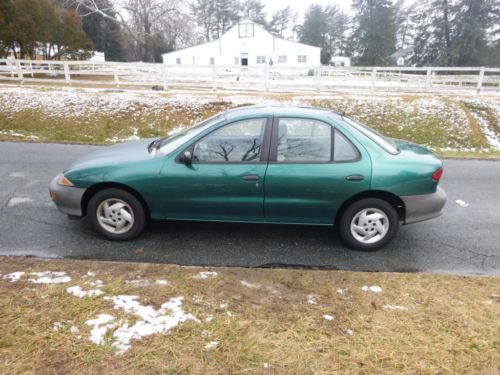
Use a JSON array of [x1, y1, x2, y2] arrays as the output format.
[[242, 174, 260, 181], [346, 174, 364, 181]]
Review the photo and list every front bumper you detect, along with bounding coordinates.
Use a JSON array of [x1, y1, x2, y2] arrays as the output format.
[[49, 175, 86, 217], [401, 186, 447, 224]]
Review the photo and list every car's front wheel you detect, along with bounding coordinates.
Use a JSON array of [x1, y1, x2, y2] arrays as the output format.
[[87, 188, 147, 240], [339, 198, 399, 251]]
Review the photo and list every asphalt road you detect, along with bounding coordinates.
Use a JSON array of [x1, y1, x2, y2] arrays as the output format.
[[0, 141, 499, 275]]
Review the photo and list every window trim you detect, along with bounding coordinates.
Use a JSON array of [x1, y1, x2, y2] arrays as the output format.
[[176, 117, 273, 165], [268, 117, 361, 164]]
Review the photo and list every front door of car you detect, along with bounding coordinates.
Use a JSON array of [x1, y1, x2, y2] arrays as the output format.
[[158, 117, 271, 221], [264, 117, 371, 224]]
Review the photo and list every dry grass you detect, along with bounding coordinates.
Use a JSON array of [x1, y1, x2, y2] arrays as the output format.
[[0, 256, 498, 374]]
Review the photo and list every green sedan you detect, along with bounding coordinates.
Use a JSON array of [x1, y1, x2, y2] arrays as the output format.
[[49, 106, 446, 251]]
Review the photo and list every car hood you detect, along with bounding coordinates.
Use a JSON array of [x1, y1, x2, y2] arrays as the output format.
[[65, 138, 155, 172]]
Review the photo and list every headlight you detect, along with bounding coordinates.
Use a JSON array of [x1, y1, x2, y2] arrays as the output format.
[[57, 174, 74, 187]]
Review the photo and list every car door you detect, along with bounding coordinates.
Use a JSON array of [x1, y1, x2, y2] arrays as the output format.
[[264, 117, 371, 224], [158, 117, 272, 221]]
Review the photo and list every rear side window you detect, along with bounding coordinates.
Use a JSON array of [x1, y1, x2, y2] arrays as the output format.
[[193, 118, 266, 162], [276, 118, 332, 162], [334, 129, 359, 162]]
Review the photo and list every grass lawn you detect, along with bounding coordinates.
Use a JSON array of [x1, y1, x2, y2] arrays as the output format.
[[0, 256, 499, 374], [0, 85, 499, 158]]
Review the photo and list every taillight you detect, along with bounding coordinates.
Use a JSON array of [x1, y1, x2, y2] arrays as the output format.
[[432, 167, 443, 182]]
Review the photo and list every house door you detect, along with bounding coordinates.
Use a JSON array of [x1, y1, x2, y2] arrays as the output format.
[[240, 53, 248, 66]]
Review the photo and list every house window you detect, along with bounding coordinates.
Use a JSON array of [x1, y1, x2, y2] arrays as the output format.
[[176, 58, 181, 64], [256, 56, 266, 64], [297, 55, 307, 63], [210, 57, 215, 65], [278, 55, 287, 64], [238, 23, 254, 38]]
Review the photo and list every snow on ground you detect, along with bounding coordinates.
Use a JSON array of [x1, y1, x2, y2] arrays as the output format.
[[455, 199, 469, 207], [323, 314, 335, 321], [2, 271, 25, 282], [29, 271, 71, 284], [362, 286, 383, 293], [86, 314, 116, 345], [204, 341, 219, 350], [67, 285, 104, 298], [193, 271, 218, 280], [382, 304, 409, 311]]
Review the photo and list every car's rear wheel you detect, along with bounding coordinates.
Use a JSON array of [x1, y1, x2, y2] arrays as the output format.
[[87, 188, 146, 240], [339, 198, 399, 251]]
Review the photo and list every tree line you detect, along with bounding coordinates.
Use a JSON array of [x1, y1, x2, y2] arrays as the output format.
[[0, 0, 499, 66]]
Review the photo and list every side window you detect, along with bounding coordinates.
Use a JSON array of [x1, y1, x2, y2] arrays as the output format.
[[276, 118, 332, 162], [334, 129, 359, 162], [193, 118, 266, 163]]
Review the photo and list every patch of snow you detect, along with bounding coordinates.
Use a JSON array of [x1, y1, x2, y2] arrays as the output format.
[[2, 271, 24, 282], [86, 314, 116, 345], [7, 197, 33, 207], [87, 271, 96, 277], [219, 304, 227, 309], [193, 271, 218, 280], [346, 329, 353, 336], [155, 279, 168, 285], [108, 295, 199, 354], [455, 199, 469, 207], [53, 322, 63, 331], [362, 286, 383, 293], [29, 271, 71, 284], [240, 280, 259, 288], [70, 326, 80, 334], [226, 311, 233, 317], [201, 329, 211, 338], [323, 314, 334, 321], [67, 285, 104, 298], [264, 363, 269, 369], [307, 295, 318, 304], [382, 304, 409, 311], [204, 341, 219, 350], [205, 315, 214, 322], [336, 288, 347, 295]]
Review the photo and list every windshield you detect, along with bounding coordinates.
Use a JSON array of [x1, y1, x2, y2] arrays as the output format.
[[341, 116, 399, 155], [156, 114, 225, 155]]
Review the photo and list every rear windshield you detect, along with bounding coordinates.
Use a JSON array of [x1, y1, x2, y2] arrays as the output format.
[[341, 116, 399, 155]]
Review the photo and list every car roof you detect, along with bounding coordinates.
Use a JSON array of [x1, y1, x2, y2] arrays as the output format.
[[223, 105, 343, 120]]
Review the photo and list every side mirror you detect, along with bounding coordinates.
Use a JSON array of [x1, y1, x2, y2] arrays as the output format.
[[181, 150, 192, 165]]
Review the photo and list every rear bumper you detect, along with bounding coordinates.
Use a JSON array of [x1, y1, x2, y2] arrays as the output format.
[[401, 186, 447, 224], [49, 175, 86, 217]]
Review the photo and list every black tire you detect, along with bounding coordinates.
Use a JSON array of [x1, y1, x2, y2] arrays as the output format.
[[338, 198, 399, 251], [87, 188, 147, 241]]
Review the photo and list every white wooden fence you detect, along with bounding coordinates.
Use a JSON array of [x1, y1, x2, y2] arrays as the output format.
[[1, 58, 499, 93]]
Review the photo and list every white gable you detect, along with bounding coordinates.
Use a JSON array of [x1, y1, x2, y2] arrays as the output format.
[[162, 21, 321, 67]]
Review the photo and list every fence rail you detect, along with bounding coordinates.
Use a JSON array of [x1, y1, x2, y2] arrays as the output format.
[[1, 58, 499, 93]]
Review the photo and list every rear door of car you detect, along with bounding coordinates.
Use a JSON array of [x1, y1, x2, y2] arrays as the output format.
[[158, 116, 272, 221], [264, 116, 371, 224]]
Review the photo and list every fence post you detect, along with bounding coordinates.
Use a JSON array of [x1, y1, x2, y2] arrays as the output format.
[[265, 65, 270, 91], [15, 60, 24, 83], [426, 67, 432, 89], [114, 70, 119, 87], [162, 64, 168, 90], [315, 66, 321, 92], [371, 67, 377, 89], [63, 62, 71, 84], [212, 65, 217, 91], [8, 59, 15, 78], [476, 67, 485, 93]]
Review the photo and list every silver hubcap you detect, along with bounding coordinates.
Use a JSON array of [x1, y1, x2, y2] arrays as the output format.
[[96, 199, 134, 234], [350, 208, 389, 244]]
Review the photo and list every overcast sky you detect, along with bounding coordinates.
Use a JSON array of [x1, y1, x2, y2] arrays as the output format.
[[265, 0, 353, 19]]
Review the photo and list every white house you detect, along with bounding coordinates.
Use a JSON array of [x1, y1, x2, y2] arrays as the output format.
[[162, 21, 321, 67]]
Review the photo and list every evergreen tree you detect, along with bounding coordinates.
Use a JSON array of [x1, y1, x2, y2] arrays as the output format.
[[191, 0, 217, 41], [240, 0, 266, 26], [212, 0, 240, 39], [78, 0, 126, 61], [350, 0, 397, 65], [299, 5, 331, 64], [452, 0, 493, 66], [267, 6, 295, 38]]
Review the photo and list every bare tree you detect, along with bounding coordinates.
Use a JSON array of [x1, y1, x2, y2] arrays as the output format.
[[66, 0, 190, 62]]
